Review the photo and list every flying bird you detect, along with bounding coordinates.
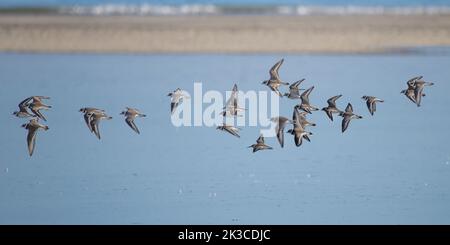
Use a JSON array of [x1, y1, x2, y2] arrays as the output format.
[[401, 76, 427, 105], [222, 84, 245, 117], [288, 110, 313, 147], [120, 107, 146, 134], [292, 109, 315, 142], [13, 97, 34, 118], [28, 96, 52, 121], [168, 88, 189, 114], [89, 111, 113, 140], [21, 118, 49, 156], [362, 96, 384, 115], [79, 108, 111, 139], [216, 124, 240, 138], [262, 59, 289, 97], [79, 107, 105, 133], [271, 116, 292, 148], [248, 134, 273, 153], [284, 79, 305, 99], [322, 95, 343, 121], [413, 79, 434, 107], [339, 103, 363, 133], [401, 87, 419, 104], [295, 86, 319, 114]]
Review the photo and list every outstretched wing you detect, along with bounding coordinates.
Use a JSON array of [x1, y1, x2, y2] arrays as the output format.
[[18, 97, 32, 109], [324, 109, 334, 121], [30, 107, 47, 121], [90, 118, 101, 139], [294, 132, 302, 147], [269, 59, 284, 80], [366, 100, 374, 115], [171, 101, 179, 114], [405, 90, 417, 104], [26, 127, 38, 156], [84, 113, 93, 132], [293, 109, 306, 128], [256, 135, 264, 144], [273, 87, 283, 97], [327, 95, 342, 107], [125, 117, 140, 134], [290, 79, 304, 89], [225, 127, 240, 138], [276, 127, 284, 148], [345, 103, 353, 113], [292, 108, 298, 122], [225, 84, 239, 109], [275, 118, 289, 148], [414, 85, 425, 106], [342, 116, 351, 133], [300, 86, 314, 104]]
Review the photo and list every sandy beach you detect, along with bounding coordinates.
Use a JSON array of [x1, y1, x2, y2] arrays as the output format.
[[1, 14, 450, 53]]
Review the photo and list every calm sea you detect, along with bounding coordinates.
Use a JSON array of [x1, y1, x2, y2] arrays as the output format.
[[1, 52, 449, 224]]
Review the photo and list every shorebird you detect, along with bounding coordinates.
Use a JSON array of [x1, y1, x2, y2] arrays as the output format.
[[414, 79, 434, 107], [89, 110, 112, 140], [222, 84, 245, 117], [21, 118, 49, 156], [284, 79, 305, 99], [271, 116, 292, 148], [293, 109, 315, 142], [248, 134, 273, 153], [401, 76, 426, 105], [168, 88, 190, 114], [262, 58, 289, 97], [401, 88, 418, 104], [339, 103, 363, 133], [295, 86, 319, 114], [120, 107, 146, 134], [362, 96, 384, 115], [79, 107, 105, 133], [28, 96, 52, 121], [216, 124, 240, 138], [13, 97, 34, 118], [322, 95, 343, 121], [288, 110, 313, 147]]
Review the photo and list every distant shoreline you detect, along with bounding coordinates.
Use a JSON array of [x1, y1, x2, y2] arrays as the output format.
[[1, 14, 450, 54], [2, 4, 450, 16]]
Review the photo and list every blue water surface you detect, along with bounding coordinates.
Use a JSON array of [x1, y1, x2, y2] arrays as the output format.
[[0, 52, 449, 224]]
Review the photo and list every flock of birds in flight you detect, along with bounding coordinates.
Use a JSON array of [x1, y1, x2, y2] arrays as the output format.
[[12, 58, 434, 156]]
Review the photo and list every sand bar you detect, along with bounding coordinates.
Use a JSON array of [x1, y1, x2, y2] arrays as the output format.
[[1, 14, 450, 53]]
